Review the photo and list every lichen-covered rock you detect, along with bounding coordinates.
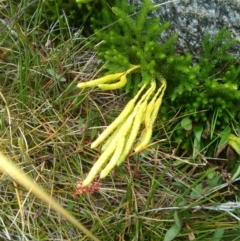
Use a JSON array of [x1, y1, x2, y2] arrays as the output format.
[[129, 0, 240, 59]]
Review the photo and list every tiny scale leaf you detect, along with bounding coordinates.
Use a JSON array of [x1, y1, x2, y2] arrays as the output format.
[[181, 117, 192, 131]]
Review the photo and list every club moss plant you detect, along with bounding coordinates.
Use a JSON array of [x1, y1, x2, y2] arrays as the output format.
[[76, 0, 198, 186], [76, 0, 240, 186]]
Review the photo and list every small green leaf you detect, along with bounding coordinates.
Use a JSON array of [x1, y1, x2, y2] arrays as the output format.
[[47, 68, 59, 78], [172, 182, 187, 191], [91, 127, 98, 140], [212, 228, 225, 241], [193, 125, 203, 143], [164, 222, 181, 241], [181, 117, 192, 131], [59, 76, 66, 82], [231, 162, 240, 181], [218, 127, 231, 147], [174, 211, 182, 228], [193, 125, 203, 157], [78, 117, 85, 127], [174, 197, 187, 207], [190, 183, 203, 199], [193, 137, 201, 158], [46, 68, 66, 82], [207, 167, 215, 179], [208, 175, 221, 187]]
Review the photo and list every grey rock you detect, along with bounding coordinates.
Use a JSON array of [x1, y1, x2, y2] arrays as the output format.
[[129, 0, 240, 59]]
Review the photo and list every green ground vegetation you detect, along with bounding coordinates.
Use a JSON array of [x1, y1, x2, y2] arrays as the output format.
[[0, 0, 240, 240]]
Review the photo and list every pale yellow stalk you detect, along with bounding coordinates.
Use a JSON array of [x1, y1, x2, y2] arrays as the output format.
[[82, 140, 117, 187], [91, 84, 146, 149], [100, 136, 125, 178], [98, 74, 127, 90], [77, 73, 124, 88], [101, 108, 135, 151], [115, 81, 157, 165], [135, 81, 166, 152], [117, 100, 148, 166], [77, 65, 139, 89]]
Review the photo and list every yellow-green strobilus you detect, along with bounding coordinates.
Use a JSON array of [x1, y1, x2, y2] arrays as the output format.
[[77, 66, 167, 187]]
